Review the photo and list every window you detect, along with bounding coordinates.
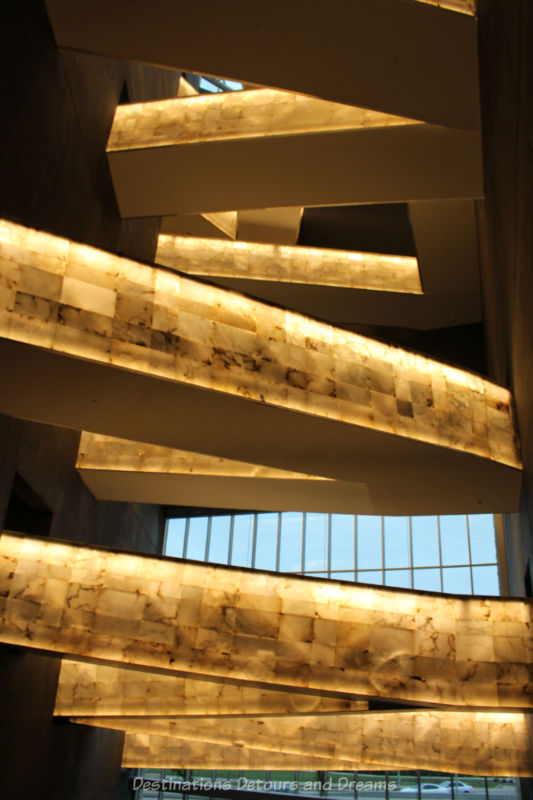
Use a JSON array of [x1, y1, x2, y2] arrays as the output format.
[[148, 511, 507, 800], [165, 511, 501, 594]]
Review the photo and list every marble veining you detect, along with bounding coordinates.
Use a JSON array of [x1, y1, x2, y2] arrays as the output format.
[[107, 89, 418, 152], [156, 234, 422, 293], [0, 220, 521, 468], [121, 731, 359, 769], [76, 431, 330, 480], [1, 532, 532, 710], [55, 659, 363, 716], [76, 710, 533, 777]]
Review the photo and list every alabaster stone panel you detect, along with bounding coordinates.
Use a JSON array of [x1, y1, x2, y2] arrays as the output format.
[[416, 0, 474, 12], [1, 533, 532, 710], [156, 234, 422, 293], [0, 220, 520, 468], [55, 660, 366, 717], [76, 711, 533, 777], [44, 0, 479, 132], [120, 732, 359, 769], [75, 432, 374, 514], [76, 431, 327, 479], [107, 89, 416, 152]]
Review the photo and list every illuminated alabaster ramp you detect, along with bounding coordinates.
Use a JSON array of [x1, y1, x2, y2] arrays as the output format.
[[44, 0, 479, 130], [106, 89, 482, 218], [155, 235, 422, 293], [0, 220, 522, 513], [162, 79, 304, 246], [57, 665, 533, 776], [123, 733, 358, 770], [1, 533, 532, 711], [76, 433, 374, 513], [415, 0, 475, 12], [55, 660, 367, 717], [158, 205, 482, 332], [76, 712, 533, 777]]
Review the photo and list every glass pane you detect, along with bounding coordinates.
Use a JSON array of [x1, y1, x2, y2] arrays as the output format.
[[270, 771, 296, 782], [440, 515, 470, 566], [442, 566, 472, 594], [231, 514, 254, 567], [357, 569, 383, 585], [411, 515, 440, 567], [355, 773, 390, 795], [385, 569, 411, 588], [208, 515, 231, 564], [186, 516, 208, 560], [304, 513, 328, 573], [333, 570, 356, 582], [468, 514, 497, 563], [413, 568, 441, 592], [397, 777, 418, 794], [164, 518, 186, 557], [384, 516, 410, 568], [279, 512, 303, 572], [488, 777, 520, 800], [473, 565, 500, 595], [199, 76, 222, 92], [330, 514, 355, 572], [438, 777, 477, 796], [299, 772, 320, 782], [421, 782, 452, 799], [254, 513, 278, 571], [356, 515, 382, 570]]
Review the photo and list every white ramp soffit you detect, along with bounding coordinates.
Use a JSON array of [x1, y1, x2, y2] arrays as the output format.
[[0, 219, 522, 514], [44, 0, 480, 129], [106, 90, 482, 217]]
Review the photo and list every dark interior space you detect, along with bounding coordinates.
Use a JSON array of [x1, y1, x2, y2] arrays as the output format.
[[298, 203, 417, 256], [0, 2, 172, 797], [3, 473, 54, 537]]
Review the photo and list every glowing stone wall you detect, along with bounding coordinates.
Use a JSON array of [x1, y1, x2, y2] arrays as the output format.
[[0, 220, 520, 470], [0, 533, 531, 710], [156, 234, 422, 293]]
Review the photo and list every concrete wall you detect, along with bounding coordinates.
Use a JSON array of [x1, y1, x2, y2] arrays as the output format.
[[478, 0, 533, 602], [0, 2, 176, 797]]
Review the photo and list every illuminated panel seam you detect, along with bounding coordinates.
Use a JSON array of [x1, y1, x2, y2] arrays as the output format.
[[55, 660, 364, 716], [76, 432, 330, 480], [121, 731, 360, 769], [414, 0, 475, 14], [107, 89, 420, 152], [1, 533, 532, 710], [0, 220, 521, 468], [73, 711, 533, 777], [156, 235, 422, 293]]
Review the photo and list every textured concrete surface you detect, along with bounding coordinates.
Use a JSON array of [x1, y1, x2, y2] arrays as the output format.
[[0, 1, 174, 797], [478, 0, 533, 600]]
